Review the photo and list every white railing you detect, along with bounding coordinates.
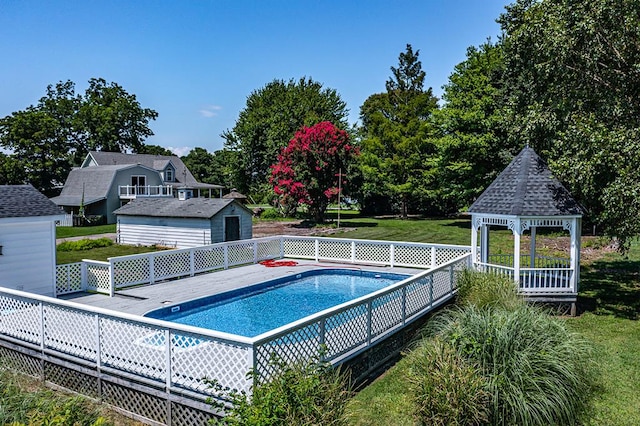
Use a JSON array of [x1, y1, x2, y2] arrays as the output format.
[[55, 236, 472, 296], [3, 251, 472, 402], [118, 185, 173, 199], [487, 254, 571, 268], [55, 213, 74, 227], [476, 261, 575, 293]]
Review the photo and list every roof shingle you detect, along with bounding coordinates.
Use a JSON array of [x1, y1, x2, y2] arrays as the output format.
[[113, 197, 244, 219], [0, 185, 64, 218]]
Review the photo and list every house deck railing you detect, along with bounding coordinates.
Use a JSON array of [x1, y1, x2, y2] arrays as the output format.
[[55, 236, 472, 296], [118, 185, 173, 199]]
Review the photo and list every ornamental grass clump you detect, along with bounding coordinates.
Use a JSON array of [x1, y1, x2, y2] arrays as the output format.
[[455, 269, 523, 310], [427, 305, 595, 426], [406, 337, 489, 426]]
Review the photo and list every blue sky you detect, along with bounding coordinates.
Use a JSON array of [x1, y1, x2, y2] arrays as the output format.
[[1, 1, 510, 156]]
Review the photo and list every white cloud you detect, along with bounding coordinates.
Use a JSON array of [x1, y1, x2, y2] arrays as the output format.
[[167, 146, 192, 157], [199, 104, 222, 118]]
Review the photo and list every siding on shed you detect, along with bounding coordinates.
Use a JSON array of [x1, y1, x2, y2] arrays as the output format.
[[0, 220, 56, 296]]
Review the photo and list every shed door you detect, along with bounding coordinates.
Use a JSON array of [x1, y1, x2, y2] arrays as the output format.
[[224, 216, 240, 241]]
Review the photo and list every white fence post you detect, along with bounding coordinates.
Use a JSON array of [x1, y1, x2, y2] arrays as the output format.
[[390, 244, 395, 267], [366, 300, 373, 344], [253, 241, 258, 263], [189, 249, 195, 276], [279, 237, 285, 259], [431, 246, 437, 269], [224, 245, 229, 269], [149, 255, 155, 284], [314, 239, 319, 262], [164, 329, 172, 391], [109, 261, 115, 297], [351, 241, 356, 263]]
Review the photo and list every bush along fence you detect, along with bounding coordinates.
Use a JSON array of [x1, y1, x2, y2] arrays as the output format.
[[1, 235, 471, 425]]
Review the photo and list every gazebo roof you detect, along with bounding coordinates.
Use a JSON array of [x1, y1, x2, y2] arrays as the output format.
[[468, 146, 583, 216]]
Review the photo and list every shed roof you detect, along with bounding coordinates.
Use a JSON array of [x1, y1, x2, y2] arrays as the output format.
[[113, 197, 250, 219], [0, 185, 64, 218], [468, 146, 583, 216]]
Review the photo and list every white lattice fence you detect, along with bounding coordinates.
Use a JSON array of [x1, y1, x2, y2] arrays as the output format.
[[85, 262, 111, 294], [354, 242, 391, 265], [113, 257, 150, 288], [56, 262, 83, 295]]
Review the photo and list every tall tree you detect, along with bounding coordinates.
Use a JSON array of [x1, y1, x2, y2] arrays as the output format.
[[358, 44, 438, 217], [499, 0, 640, 249], [222, 77, 349, 196], [181, 147, 237, 189], [431, 41, 514, 213], [0, 79, 158, 195], [270, 121, 358, 222]]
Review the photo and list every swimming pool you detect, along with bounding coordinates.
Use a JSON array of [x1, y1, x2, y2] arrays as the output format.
[[144, 269, 409, 337]]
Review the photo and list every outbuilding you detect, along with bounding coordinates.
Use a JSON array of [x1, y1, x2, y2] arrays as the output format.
[[0, 185, 65, 296], [114, 197, 253, 249]]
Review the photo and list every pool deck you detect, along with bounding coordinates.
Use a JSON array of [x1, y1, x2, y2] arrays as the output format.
[[58, 259, 423, 316]]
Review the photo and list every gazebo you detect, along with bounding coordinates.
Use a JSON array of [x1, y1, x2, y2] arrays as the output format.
[[468, 146, 583, 314]]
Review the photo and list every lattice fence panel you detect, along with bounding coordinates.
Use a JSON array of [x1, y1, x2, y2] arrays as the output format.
[[394, 245, 431, 268], [0, 295, 41, 344], [431, 269, 453, 302], [354, 242, 390, 265], [257, 239, 281, 261], [370, 290, 403, 338], [55, 263, 83, 295], [44, 362, 99, 397], [193, 246, 225, 273], [153, 250, 191, 281], [283, 239, 315, 259], [254, 323, 321, 382], [405, 276, 433, 317], [318, 240, 351, 261], [435, 247, 469, 266], [324, 305, 368, 359], [171, 332, 252, 394], [100, 318, 166, 381], [102, 380, 167, 424], [43, 305, 96, 361], [227, 242, 255, 266], [171, 402, 216, 426], [112, 257, 150, 288], [86, 264, 110, 293], [0, 346, 41, 376]]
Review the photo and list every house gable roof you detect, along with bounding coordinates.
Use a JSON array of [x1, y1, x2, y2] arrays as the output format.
[[51, 164, 153, 207], [84, 151, 223, 189], [114, 198, 251, 219], [468, 146, 583, 217], [0, 185, 64, 218]]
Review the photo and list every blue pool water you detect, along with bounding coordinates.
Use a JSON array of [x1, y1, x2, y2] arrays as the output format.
[[145, 269, 409, 338]]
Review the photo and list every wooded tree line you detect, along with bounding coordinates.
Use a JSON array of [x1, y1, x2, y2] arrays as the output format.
[[1, 0, 639, 247]]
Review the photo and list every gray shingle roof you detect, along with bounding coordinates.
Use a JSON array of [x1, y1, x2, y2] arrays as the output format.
[[113, 197, 245, 219], [50, 165, 131, 206], [87, 151, 223, 189], [0, 185, 64, 218], [468, 147, 583, 216]]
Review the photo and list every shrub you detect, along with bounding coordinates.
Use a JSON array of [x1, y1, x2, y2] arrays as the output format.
[[259, 208, 282, 220], [210, 354, 351, 425], [406, 337, 489, 426], [428, 305, 595, 426], [456, 270, 523, 310], [57, 238, 114, 252]]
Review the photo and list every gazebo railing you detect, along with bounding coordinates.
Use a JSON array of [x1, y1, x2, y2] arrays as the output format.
[[487, 254, 571, 268], [476, 261, 574, 293]]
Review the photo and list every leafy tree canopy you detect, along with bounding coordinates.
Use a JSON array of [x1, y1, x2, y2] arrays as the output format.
[[499, 0, 640, 249], [181, 147, 237, 190], [0, 78, 157, 195], [358, 44, 438, 217], [222, 77, 349, 196], [270, 121, 358, 222]]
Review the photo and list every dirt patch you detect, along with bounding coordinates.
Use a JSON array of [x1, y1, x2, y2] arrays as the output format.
[[252, 220, 355, 238]]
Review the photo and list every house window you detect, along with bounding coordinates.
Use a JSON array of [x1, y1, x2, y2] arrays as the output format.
[[165, 167, 174, 182]]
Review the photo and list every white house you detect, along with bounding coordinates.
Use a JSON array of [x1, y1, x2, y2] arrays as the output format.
[[0, 185, 65, 296], [114, 197, 253, 249]]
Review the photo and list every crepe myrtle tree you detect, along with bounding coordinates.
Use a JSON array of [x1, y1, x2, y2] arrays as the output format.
[[270, 121, 358, 222]]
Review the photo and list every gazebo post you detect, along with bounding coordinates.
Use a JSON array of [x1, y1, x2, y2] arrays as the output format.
[[513, 218, 521, 284], [530, 226, 537, 268], [471, 217, 479, 267], [480, 224, 490, 263]]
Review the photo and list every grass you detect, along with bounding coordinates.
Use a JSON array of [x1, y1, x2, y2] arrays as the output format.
[[56, 224, 116, 239], [56, 244, 160, 264]]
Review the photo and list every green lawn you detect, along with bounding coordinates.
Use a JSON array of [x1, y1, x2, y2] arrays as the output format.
[[56, 244, 160, 264], [56, 224, 116, 239]]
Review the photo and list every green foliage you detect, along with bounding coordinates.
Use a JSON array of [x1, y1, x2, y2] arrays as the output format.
[[358, 44, 438, 217], [428, 305, 596, 426], [259, 208, 282, 220], [0, 369, 108, 425], [498, 0, 640, 250], [57, 238, 114, 252], [210, 354, 351, 426], [0, 78, 157, 195], [455, 269, 523, 310], [405, 337, 489, 426], [223, 77, 349, 195], [181, 147, 237, 189]]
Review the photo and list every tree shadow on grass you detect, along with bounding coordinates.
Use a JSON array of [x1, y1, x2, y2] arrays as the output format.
[[579, 258, 640, 320]]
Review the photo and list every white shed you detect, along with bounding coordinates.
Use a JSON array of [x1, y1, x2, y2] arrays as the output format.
[[114, 198, 253, 249], [0, 185, 65, 296]]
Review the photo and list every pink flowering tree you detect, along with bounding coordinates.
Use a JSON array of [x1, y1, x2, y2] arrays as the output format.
[[270, 121, 358, 222]]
